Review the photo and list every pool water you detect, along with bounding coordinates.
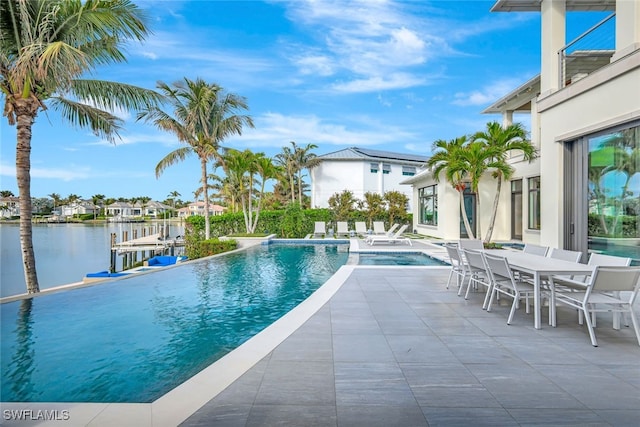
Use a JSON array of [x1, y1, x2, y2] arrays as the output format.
[[0, 244, 348, 403], [358, 252, 447, 266]]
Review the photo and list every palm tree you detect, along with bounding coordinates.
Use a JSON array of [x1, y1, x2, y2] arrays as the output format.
[[91, 194, 105, 219], [471, 122, 536, 242], [167, 190, 181, 217], [275, 142, 297, 204], [48, 193, 61, 216], [1, 0, 160, 294], [138, 78, 254, 239], [427, 136, 475, 239], [293, 142, 320, 207]]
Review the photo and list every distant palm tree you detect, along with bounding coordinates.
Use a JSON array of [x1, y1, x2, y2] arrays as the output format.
[[294, 142, 320, 207], [167, 190, 181, 216], [275, 142, 297, 204], [427, 136, 475, 239], [471, 122, 536, 242], [1, 0, 160, 293], [138, 78, 254, 239], [91, 194, 105, 219], [48, 193, 61, 216]]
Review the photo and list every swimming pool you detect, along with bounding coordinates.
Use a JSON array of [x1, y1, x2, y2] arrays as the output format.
[[0, 243, 348, 403], [357, 252, 447, 266]]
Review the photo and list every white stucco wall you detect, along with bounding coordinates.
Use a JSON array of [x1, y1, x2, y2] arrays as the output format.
[[536, 52, 640, 248], [311, 160, 419, 209]]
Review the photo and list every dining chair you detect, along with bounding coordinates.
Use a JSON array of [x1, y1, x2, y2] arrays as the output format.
[[444, 243, 466, 291], [458, 239, 484, 250], [522, 243, 549, 256], [550, 266, 640, 346], [483, 252, 536, 325], [547, 247, 582, 263], [549, 252, 633, 328], [461, 248, 492, 308]]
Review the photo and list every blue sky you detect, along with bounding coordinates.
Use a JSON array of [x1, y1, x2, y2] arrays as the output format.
[[0, 0, 609, 202]]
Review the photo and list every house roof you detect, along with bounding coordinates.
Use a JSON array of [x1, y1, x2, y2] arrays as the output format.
[[482, 74, 540, 114], [491, 0, 615, 12], [318, 147, 428, 165]]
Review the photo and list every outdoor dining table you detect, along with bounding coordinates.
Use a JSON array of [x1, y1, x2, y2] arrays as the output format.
[[483, 249, 594, 329]]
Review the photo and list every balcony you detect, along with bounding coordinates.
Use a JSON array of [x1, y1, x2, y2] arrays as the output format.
[[559, 13, 615, 88]]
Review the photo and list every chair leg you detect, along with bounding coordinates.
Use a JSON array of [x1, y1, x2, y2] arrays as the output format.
[[464, 276, 474, 300], [486, 287, 496, 312], [482, 284, 492, 310], [507, 295, 518, 325], [446, 270, 454, 289], [583, 307, 598, 347], [629, 307, 640, 347]]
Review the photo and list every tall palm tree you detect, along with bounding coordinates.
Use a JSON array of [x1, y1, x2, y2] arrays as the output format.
[[1, 0, 160, 293], [471, 122, 536, 242], [275, 142, 297, 204], [427, 136, 475, 239], [167, 190, 180, 216], [48, 193, 61, 216], [91, 194, 105, 219], [293, 142, 320, 207], [138, 78, 253, 239]]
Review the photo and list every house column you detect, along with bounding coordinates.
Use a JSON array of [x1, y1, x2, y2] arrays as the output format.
[[540, 0, 565, 95], [611, 0, 640, 62], [502, 110, 513, 128], [378, 161, 384, 196]]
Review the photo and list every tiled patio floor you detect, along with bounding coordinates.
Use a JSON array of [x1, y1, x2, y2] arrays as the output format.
[[182, 255, 640, 427]]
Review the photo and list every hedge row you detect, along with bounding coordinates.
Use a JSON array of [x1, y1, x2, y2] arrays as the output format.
[[588, 214, 639, 238]]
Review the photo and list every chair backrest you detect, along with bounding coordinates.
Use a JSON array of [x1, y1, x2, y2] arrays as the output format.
[[337, 221, 349, 232], [314, 221, 326, 233], [462, 248, 485, 271], [523, 244, 549, 256], [391, 224, 409, 238], [590, 266, 640, 293], [373, 221, 386, 234], [355, 222, 367, 233], [445, 243, 462, 265], [386, 223, 399, 236], [483, 252, 515, 284], [459, 239, 484, 250], [587, 252, 632, 267], [548, 247, 582, 263]]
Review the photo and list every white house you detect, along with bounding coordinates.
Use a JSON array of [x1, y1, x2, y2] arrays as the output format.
[[310, 147, 428, 210], [405, 0, 639, 263], [59, 201, 98, 217], [0, 196, 20, 218], [177, 202, 226, 218]]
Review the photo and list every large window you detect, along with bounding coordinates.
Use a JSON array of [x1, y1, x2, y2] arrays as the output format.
[[587, 125, 640, 259], [528, 177, 541, 230], [419, 185, 437, 225]]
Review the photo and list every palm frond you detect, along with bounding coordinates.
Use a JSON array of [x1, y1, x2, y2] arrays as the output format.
[[155, 146, 193, 178], [49, 96, 122, 141], [69, 79, 161, 111]]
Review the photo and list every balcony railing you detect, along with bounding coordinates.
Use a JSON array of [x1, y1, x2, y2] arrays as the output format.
[[559, 13, 616, 88]]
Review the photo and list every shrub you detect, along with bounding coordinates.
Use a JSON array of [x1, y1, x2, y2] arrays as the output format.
[[185, 237, 237, 259]]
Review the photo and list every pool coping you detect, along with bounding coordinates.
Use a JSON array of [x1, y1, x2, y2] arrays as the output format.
[[0, 239, 450, 426]]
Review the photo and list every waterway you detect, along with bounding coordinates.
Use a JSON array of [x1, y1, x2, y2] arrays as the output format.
[[0, 222, 184, 298]]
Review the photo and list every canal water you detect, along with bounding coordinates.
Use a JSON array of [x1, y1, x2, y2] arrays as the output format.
[[0, 222, 184, 298]]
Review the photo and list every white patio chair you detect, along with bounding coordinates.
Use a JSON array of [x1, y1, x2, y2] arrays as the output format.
[[365, 223, 398, 243], [458, 239, 484, 250], [355, 221, 367, 236], [547, 247, 582, 263], [550, 266, 640, 346], [483, 252, 536, 324], [522, 243, 549, 256], [336, 221, 349, 237], [367, 224, 411, 246], [444, 243, 466, 291], [313, 221, 326, 238], [461, 248, 492, 308], [372, 221, 387, 235]]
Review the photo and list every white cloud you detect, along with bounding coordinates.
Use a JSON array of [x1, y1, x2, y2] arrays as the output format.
[[332, 73, 426, 93], [452, 78, 526, 107], [226, 112, 418, 149]]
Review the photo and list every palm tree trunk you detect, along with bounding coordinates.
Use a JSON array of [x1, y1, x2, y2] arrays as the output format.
[[201, 159, 211, 240], [15, 106, 40, 293], [459, 190, 474, 239], [297, 171, 303, 207], [289, 172, 295, 204], [485, 176, 502, 243]]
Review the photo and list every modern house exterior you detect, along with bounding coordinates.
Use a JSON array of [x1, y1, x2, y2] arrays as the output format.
[[405, 0, 639, 263], [310, 147, 428, 210], [106, 201, 171, 219], [0, 196, 20, 218]]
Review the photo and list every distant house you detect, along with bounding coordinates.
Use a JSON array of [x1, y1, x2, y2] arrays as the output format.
[[144, 201, 171, 218], [106, 201, 135, 218], [310, 147, 428, 210], [59, 201, 99, 217], [106, 201, 171, 219], [177, 202, 226, 218], [0, 197, 20, 218]]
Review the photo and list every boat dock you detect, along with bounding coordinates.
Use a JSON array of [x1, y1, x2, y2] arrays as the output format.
[[110, 229, 185, 272]]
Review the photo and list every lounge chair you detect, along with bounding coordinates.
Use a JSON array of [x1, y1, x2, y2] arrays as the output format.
[[372, 221, 387, 235], [367, 224, 411, 246], [365, 223, 399, 243], [355, 221, 368, 236], [336, 221, 350, 237], [313, 221, 326, 238]]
